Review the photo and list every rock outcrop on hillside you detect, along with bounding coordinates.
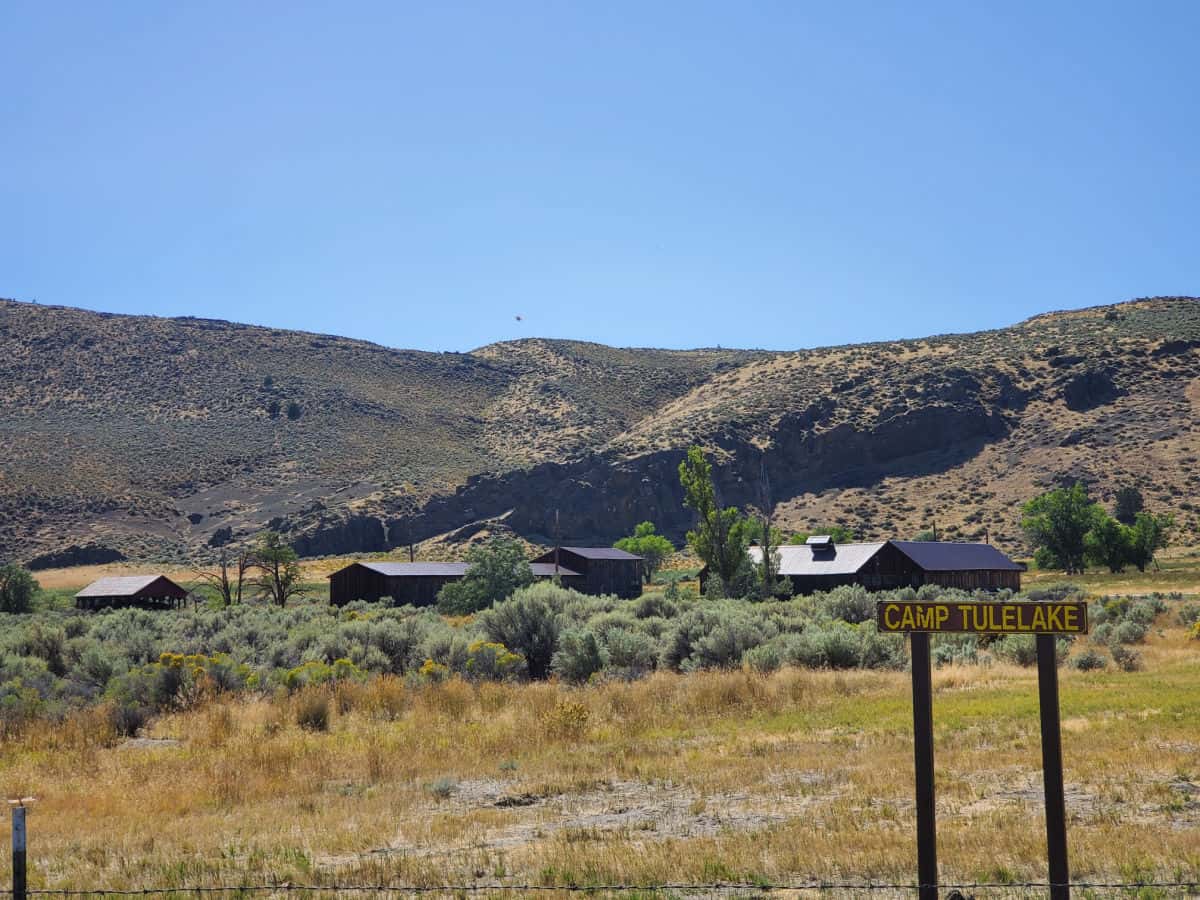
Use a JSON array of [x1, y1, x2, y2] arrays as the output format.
[[2, 296, 1199, 563]]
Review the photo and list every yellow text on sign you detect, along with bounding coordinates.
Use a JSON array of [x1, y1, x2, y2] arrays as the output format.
[[876, 602, 1088, 635]]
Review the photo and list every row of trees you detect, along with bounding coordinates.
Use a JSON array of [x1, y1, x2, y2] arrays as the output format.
[[194, 531, 304, 607], [1021, 483, 1172, 574]]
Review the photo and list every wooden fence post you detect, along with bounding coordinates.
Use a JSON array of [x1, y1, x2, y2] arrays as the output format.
[[11, 803, 27, 900]]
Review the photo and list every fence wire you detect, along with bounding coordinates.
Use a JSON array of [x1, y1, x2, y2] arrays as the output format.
[[2, 881, 1200, 898]]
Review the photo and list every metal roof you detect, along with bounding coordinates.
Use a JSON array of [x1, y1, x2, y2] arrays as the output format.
[[76, 575, 185, 598], [749, 543, 887, 576], [529, 562, 582, 577], [890, 541, 1023, 572], [556, 547, 643, 560], [338, 561, 582, 578], [353, 562, 470, 577]]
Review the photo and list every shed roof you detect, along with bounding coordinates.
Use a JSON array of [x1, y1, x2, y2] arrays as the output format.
[[749, 543, 887, 576], [76, 575, 186, 598], [890, 541, 1023, 572], [554, 547, 643, 561]]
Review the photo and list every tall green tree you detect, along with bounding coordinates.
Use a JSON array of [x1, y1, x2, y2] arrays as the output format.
[[1021, 483, 1103, 574], [252, 531, 303, 607], [1085, 515, 1133, 573], [0, 564, 38, 613], [678, 446, 751, 597], [1127, 512, 1172, 572], [615, 522, 674, 583], [437, 537, 534, 615], [1113, 486, 1145, 525]]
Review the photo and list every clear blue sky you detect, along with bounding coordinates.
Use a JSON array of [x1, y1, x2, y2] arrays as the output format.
[[4, 1, 1197, 352]]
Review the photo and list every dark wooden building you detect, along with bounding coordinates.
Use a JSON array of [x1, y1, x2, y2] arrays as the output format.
[[75, 575, 190, 610], [700, 537, 1021, 596], [531, 547, 644, 599], [328, 560, 586, 607]]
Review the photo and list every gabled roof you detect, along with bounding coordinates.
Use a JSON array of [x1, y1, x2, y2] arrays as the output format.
[[348, 562, 469, 577], [76, 575, 186, 598], [333, 561, 583, 579], [890, 541, 1023, 572], [749, 543, 887, 576], [555, 547, 643, 561]]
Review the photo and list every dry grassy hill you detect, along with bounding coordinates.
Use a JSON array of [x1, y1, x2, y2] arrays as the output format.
[[2, 296, 1198, 564]]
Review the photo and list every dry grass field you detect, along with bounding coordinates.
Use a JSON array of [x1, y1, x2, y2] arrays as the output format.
[[1, 603, 1197, 898]]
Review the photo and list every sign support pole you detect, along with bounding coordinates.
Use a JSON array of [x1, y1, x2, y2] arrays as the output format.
[[11, 804, 26, 900], [1037, 634, 1070, 900], [910, 632, 937, 900]]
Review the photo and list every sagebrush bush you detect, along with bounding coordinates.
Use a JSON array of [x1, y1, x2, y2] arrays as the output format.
[[1071, 648, 1106, 671], [3, 581, 1166, 736], [551, 629, 606, 684], [294, 689, 330, 731]]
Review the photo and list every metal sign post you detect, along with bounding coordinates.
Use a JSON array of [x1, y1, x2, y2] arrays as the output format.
[[909, 632, 938, 900], [1037, 634, 1070, 900], [878, 600, 1087, 899]]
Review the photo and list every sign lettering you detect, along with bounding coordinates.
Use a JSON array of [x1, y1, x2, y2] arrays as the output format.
[[876, 601, 1088, 635]]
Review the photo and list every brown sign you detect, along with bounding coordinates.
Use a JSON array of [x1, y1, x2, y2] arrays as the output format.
[[876, 601, 1088, 635]]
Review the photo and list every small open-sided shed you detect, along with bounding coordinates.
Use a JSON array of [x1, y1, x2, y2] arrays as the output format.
[[530, 547, 643, 598], [328, 560, 586, 607], [75, 575, 190, 610]]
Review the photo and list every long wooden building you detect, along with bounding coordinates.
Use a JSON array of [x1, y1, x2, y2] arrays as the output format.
[[75, 575, 190, 610], [700, 537, 1022, 596], [328, 560, 587, 607], [530, 547, 644, 599]]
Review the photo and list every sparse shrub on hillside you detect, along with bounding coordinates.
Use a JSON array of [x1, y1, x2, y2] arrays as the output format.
[[1177, 603, 1200, 626], [286, 401, 302, 420]]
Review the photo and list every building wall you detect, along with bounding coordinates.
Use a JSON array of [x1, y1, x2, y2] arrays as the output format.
[[532, 551, 642, 598], [385, 574, 464, 607], [75, 594, 186, 611], [922, 569, 1021, 591], [329, 567, 464, 607]]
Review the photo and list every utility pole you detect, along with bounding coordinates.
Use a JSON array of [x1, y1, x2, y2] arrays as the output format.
[[554, 509, 561, 576]]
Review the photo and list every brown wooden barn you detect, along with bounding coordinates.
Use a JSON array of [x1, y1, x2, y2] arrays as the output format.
[[327, 560, 586, 607], [699, 537, 1021, 596], [75, 575, 190, 610], [530, 547, 644, 599]]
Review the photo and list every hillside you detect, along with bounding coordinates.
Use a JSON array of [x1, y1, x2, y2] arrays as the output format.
[[1, 296, 1199, 564]]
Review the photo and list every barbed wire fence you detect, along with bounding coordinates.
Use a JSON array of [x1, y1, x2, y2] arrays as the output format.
[[3, 880, 1200, 898]]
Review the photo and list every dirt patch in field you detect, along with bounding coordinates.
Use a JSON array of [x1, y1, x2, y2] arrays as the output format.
[[317, 772, 836, 869]]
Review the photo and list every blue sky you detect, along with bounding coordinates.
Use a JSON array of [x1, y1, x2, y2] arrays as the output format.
[[4, 1, 1197, 352]]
